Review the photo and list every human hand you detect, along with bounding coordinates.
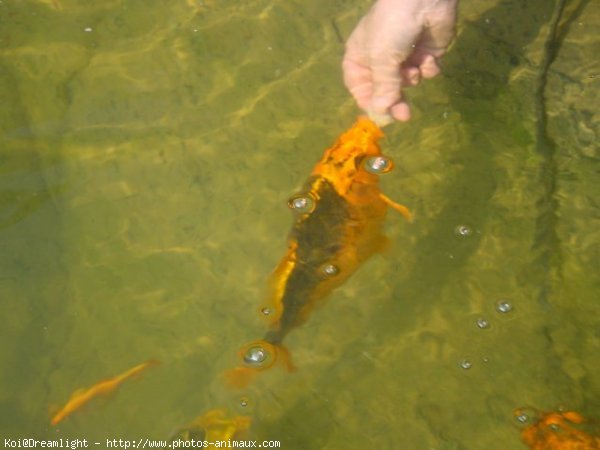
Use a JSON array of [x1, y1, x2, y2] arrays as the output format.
[[343, 0, 458, 125]]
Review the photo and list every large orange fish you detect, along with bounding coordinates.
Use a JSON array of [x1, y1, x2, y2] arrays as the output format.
[[51, 359, 159, 426], [515, 408, 600, 450], [225, 117, 411, 388]]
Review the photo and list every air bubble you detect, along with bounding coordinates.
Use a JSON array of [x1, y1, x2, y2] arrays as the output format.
[[243, 346, 267, 365], [321, 264, 339, 277], [516, 412, 529, 424], [288, 193, 315, 214], [459, 359, 472, 369], [514, 408, 538, 427], [495, 300, 513, 313], [514, 408, 538, 426], [476, 318, 490, 329], [454, 225, 472, 237], [364, 156, 393, 174]]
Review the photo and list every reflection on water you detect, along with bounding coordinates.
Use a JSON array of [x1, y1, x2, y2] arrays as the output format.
[[0, 0, 598, 448]]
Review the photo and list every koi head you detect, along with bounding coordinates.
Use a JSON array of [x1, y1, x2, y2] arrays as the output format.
[[311, 117, 394, 197]]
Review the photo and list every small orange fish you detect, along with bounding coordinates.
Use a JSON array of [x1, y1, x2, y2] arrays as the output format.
[[171, 409, 251, 444], [50, 359, 159, 426], [516, 408, 600, 450], [224, 118, 411, 388]]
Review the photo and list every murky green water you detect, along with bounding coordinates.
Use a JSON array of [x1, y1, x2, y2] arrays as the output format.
[[1, 0, 598, 448]]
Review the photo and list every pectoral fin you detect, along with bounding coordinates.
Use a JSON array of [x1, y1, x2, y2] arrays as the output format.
[[379, 193, 412, 222]]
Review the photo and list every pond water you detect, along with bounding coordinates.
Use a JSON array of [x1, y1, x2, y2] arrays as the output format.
[[0, 0, 598, 449]]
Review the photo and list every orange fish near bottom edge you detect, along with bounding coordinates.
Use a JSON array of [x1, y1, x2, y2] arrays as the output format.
[[171, 409, 251, 444], [516, 408, 600, 450], [50, 359, 159, 426]]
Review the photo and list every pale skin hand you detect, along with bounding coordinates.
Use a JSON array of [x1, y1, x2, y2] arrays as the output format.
[[343, 0, 458, 126]]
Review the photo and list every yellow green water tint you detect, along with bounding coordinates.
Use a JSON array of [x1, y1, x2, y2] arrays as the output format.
[[0, 0, 598, 448]]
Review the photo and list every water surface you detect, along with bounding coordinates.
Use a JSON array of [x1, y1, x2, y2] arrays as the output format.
[[0, 0, 598, 448]]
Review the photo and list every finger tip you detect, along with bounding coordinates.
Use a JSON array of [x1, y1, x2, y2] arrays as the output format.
[[391, 103, 411, 122], [420, 57, 441, 79], [421, 67, 440, 79]]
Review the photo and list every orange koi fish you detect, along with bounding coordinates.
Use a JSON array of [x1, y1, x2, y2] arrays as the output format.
[[170, 409, 251, 445], [515, 408, 600, 450], [50, 359, 159, 426], [225, 117, 411, 388]]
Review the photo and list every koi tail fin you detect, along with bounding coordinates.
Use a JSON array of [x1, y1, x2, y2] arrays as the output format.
[[222, 341, 295, 390]]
